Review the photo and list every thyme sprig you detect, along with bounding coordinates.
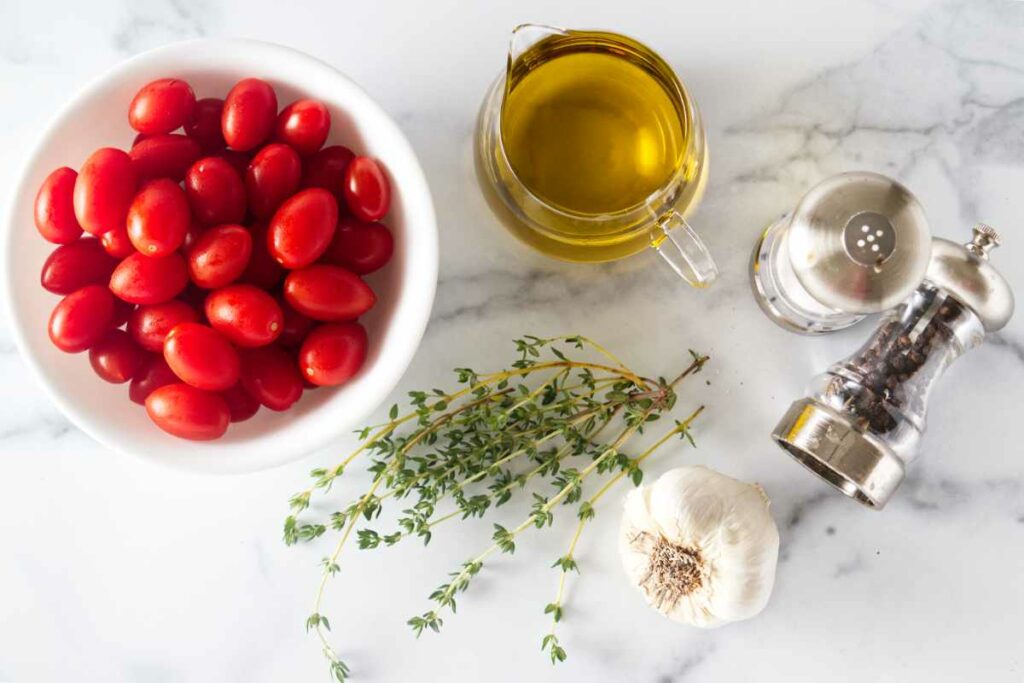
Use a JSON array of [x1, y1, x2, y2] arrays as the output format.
[[285, 336, 708, 681]]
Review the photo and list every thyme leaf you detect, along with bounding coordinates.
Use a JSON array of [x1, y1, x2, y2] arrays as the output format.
[[286, 335, 708, 678]]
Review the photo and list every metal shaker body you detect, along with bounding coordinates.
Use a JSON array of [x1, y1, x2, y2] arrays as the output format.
[[751, 171, 932, 334]]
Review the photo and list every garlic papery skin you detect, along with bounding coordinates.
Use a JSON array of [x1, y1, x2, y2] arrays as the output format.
[[618, 465, 780, 627]]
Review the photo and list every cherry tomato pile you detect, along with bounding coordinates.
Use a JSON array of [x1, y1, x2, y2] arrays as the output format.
[[36, 77, 396, 441]]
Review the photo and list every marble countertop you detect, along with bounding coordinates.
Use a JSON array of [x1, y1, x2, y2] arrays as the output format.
[[1, 0, 1022, 681]]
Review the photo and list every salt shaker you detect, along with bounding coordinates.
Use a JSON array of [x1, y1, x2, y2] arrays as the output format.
[[771, 225, 1014, 508], [750, 172, 932, 334]]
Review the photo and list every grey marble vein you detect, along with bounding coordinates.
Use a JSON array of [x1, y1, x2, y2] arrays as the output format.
[[833, 554, 865, 578], [718, 0, 1024, 225], [655, 643, 716, 682], [1, 1, 1023, 682], [0, 412, 74, 442], [112, 0, 212, 54]]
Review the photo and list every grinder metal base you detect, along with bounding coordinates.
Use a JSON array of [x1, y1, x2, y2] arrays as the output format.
[[771, 398, 905, 509]]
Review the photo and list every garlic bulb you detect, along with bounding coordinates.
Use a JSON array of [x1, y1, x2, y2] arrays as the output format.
[[618, 465, 779, 627]]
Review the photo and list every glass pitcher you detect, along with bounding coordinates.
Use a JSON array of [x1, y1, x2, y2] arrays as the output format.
[[474, 25, 717, 287]]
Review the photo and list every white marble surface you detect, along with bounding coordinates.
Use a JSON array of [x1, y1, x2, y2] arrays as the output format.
[[1, 0, 1023, 681]]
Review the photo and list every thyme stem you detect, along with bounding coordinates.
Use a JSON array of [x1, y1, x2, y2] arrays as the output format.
[[544, 404, 706, 654], [286, 337, 709, 681]]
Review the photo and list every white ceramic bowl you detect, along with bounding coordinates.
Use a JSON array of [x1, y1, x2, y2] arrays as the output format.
[[1, 39, 437, 473]]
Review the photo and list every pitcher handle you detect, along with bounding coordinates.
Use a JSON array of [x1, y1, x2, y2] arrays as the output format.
[[654, 211, 719, 288]]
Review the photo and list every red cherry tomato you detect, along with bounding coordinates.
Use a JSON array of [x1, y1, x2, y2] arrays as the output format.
[[184, 97, 226, 151], [130, 134, 201, 182], [343, 156, 391, 222], [240, 221, 285, 289], [275, 99, 330, 155], [187, 224, 252, 289], [185, 156, 246, 226], [110, 252, 189, 305], [163, 322, 241, 391], [221, 383, 260, 422], [178, 283, 209, 317], [100, 223, 135, 258], [40, 239, 117, 294], [127, 300, 200, 352], [35, 167, 83, 244], [267, 188, 338, 268], [239, 345, 303, 411], [111, 298, 135, 328], [126, 179, 190, 256], [129, 355, 177, 405], [215, 149, 252, 176], [145, 383, 230, 441], [73, 148, 137, 236], [324, 217, 394, 274], [246, 143, 301, 219], [181, 220, 205, 254], [222, 78, 278, 152], [298, 322, 367, 386], [283, 264, 376, 321], [277, 296, 315, 347], [88, 328, 146, 383], [301, 145, 354, 203], [48, 284, 115, 353], [129, 78, 197, 135], [205, 284, 283, 348]]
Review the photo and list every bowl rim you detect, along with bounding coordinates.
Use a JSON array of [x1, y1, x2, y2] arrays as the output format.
[[0, 38, 438, 474]]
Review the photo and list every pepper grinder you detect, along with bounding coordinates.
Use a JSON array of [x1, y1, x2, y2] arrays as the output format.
[[771, 224, 1014, 509], [750, 172, 932, 334]]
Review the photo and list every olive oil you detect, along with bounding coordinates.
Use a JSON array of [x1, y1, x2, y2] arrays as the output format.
[[501, 50, 685, 217], [476, 28, 709, 263]]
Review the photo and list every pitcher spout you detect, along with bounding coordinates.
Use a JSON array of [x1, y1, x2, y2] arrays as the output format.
[[508, 24, 567, 65]]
